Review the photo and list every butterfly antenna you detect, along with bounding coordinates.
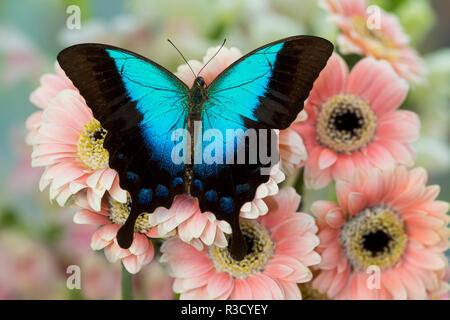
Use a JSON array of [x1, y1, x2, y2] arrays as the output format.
[[197, 38, 226, 77], [167, 39, 196, 79]]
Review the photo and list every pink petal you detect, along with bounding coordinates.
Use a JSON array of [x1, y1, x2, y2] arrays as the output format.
[[311, 200, 339, 221], [90, 231, 110, 250], [346, 57, 384, 97], [309, 53, 349, 105], [207, 272, 233, 299], [376, 140, 415, 166], [180, 286, 209, 300], [276, 279, 302, 300], [366, 143, 396, 170], [398, 266, 427, 300], [327, 266, 351, 298], [405, 243, 446, 271], [255, 273, 284, 300], [347, 192, 367, 215], [318, 148, 338, 169], [331, 154, 355, 181], [122, 255, 141, 274], [97, 224, 120, 241], [407, 227, 440, 246], [320, 243, 343, 270], [246, 275, 274, 300], [313, 269, 335, 294], [377, 112, 420, 142], [265, 262, 295, 279], [336, 179, 353, 213], [129, 233, 150, 256], [230, 278, 253, 300], [73, 209, 110, 225]]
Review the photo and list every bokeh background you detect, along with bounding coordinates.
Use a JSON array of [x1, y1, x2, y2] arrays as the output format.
[[0, 0, 448, 299]]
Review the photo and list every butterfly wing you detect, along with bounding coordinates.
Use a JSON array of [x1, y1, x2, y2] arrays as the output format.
[[57, 44, 189, 248], [194, 36, 333, 259]]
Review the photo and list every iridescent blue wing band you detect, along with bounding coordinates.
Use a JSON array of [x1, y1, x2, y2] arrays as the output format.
[[195, 36, 333, 259], [57, 44, 189, 248]]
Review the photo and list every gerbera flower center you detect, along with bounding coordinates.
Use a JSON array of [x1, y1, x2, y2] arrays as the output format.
[[208, 219, 274, 279], [77, 119, 109, 170], [316, 94, 377, 153], [108, 197, 151, 234], [352, 16, 395, 50], [299, 283, 328, 300], [340, 206, 407, 271]]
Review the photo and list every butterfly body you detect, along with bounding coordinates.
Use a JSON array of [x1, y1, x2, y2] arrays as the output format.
[[188, 76, 208, 113], [57, 36, 333, 260]]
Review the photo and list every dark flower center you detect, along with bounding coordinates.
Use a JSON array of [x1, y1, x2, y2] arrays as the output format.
[[362, 230, 392, 256], [331, 108, 363, 135], [340, 206, 407, 270], [93, 128, 107, 141], [316, 94, 377, 153]]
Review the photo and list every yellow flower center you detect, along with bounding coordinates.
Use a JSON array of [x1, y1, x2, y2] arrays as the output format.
[[108, 197, 151, 234], [77, 119, 109, 170], [316, 94, 377, 153], [352, 16, 400, 59], [340, 206, 407, 271], [299, 283, 328, 300], [208, 219, 274, 279]]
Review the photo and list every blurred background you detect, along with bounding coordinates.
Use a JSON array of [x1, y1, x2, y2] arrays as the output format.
[[0, 0, 448, 299]]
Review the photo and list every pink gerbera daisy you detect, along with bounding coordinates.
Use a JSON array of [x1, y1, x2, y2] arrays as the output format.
[[320, 0, 426, 83], [293, 53, 419, 189], [147, 194, 232, 250], [312, 166, 449, 300], [26, 62, 75, 145], [31, 89, 126, 210], [73, 194, 155, 274], [160, 187, 321, 300]]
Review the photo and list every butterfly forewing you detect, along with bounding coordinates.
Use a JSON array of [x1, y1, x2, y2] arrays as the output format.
[[57, 44, 190, 248], [195, 36, 333, 259]]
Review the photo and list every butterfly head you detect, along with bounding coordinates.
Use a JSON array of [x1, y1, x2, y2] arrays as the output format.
[[194, 76, 206, 88]]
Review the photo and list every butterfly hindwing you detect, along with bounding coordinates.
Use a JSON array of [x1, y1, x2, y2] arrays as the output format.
[[57, 44, 190, 247]]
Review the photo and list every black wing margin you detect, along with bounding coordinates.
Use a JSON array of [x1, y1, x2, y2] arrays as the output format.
[[57, 44, 189, 249]]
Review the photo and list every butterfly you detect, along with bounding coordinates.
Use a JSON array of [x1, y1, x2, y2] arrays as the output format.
[[57, 35, 333, 260]]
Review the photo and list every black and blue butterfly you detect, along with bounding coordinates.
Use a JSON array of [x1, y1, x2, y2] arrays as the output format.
[[57, 36, 333, 260]]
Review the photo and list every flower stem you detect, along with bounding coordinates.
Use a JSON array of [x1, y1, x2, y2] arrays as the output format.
[[294, 167, 305, 211], [121, 264, 134, 300]]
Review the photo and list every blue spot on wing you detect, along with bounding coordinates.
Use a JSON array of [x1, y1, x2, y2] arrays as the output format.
[[156, 184, 169, 197], [172, 177, 183, 188], [127, 171, 139, 183], [193, 179, 203, 192], [219, 197, 234, 214], [236, 183, 250, 194], [139, 189, 153, 204], [205, 190, 218, 203]]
